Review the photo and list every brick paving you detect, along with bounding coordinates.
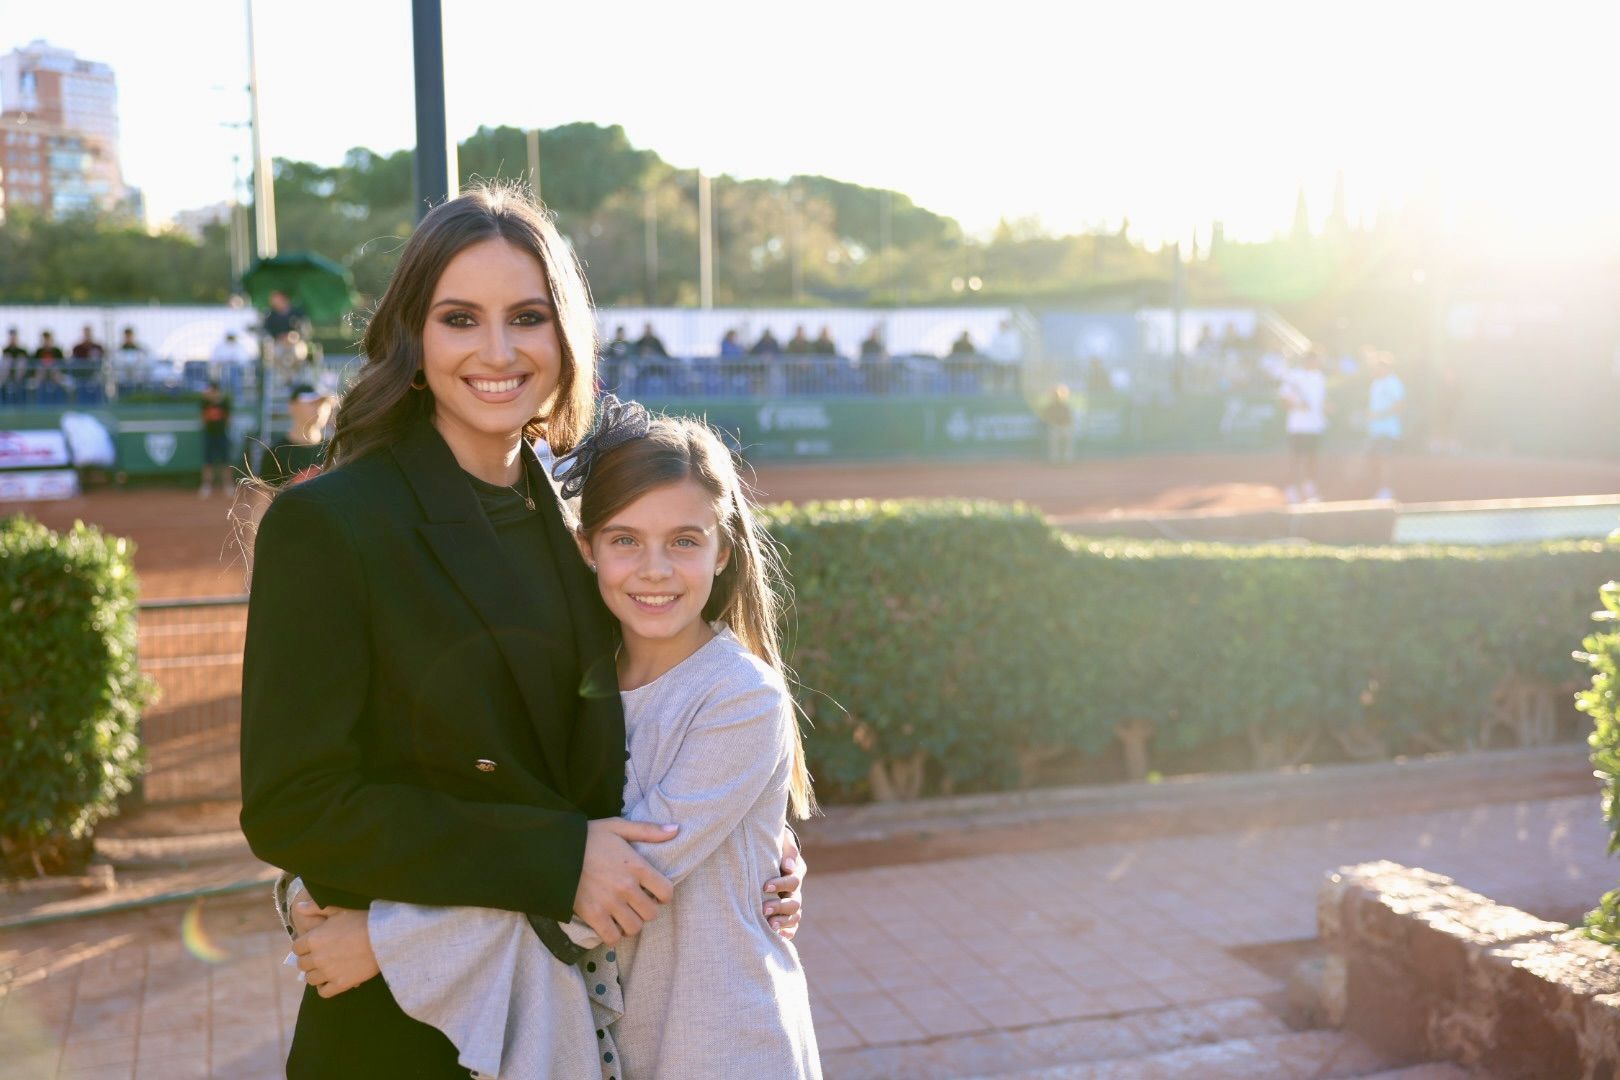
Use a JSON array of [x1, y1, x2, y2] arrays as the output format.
[[1, 793, 1609, 1079]]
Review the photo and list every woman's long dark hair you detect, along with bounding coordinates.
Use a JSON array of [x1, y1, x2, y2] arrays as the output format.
[[326, 182, 599, 466]]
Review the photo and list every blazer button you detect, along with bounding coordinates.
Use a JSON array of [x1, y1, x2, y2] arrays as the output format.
[[475, 759, 498, 773]]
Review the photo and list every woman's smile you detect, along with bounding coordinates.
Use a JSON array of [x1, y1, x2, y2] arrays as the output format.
[[462, 372, 531, 402]]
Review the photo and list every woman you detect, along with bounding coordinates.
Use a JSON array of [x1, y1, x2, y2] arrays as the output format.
[[239, 185, 803, 1078]]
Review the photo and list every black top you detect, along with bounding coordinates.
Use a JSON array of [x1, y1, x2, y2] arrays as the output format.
[[463, 457, 579, 690]]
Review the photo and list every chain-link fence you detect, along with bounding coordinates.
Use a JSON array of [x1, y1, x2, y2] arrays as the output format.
[[135, 596, 248, 804]]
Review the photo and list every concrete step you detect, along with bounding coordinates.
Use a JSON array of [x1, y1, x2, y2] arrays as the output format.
[[822, 997, 1292, 1079], [977, 1028, 1409, 1079]]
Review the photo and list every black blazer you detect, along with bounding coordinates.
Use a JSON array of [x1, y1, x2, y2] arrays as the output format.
[[239, 418, 625, 923]]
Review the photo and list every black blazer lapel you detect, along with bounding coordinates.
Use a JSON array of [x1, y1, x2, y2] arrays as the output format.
[[390, 421, 572, 785], [527, 450, 626, 816]]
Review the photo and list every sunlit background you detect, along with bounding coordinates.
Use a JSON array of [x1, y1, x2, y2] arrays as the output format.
[[3, 0, 1616, 253]]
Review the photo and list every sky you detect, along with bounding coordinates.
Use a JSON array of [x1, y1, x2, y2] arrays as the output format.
[[1, 0, 1617, 252]]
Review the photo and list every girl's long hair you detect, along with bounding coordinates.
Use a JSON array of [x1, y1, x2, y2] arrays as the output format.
[[327, 182, 598, 466], [577, 418, 816, 819]]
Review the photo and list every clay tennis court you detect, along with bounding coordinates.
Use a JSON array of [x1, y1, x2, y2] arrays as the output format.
[[11, 450, 1620, 599]]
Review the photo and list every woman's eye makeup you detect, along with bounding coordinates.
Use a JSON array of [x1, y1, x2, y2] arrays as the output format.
[[439, 308, 549, 327]]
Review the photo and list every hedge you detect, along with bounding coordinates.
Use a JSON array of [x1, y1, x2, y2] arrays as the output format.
[[768, 500, 1615, 802], [1580, 581, 1620, 946], [0, 516, 149, 874]]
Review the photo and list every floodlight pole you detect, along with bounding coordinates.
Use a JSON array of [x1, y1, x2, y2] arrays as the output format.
[[697, 171, 714, 309], [244, 0, 276, 259], [411, 0, 457, 218], [526, 128, 542, 203]]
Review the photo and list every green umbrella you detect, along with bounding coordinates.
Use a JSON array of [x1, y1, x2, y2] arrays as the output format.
[[242, 252, 358, 326]]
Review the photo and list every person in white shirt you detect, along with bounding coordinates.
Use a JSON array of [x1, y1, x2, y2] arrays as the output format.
[[1279, 351, 1329, 503], [1365, 351, 1405, 501], [209, 331, 254, 368]]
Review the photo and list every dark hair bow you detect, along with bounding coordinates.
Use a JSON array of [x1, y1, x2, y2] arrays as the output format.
[[551, 394, 652, 499]]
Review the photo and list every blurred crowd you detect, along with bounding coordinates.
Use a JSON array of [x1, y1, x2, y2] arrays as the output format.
[[598, 318, 1026, 398]]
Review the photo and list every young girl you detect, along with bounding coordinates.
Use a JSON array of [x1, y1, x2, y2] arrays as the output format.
[[292, 400, 821, 1079]]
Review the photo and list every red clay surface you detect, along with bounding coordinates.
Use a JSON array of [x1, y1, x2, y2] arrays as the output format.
[[9, 452, 1620, 599]]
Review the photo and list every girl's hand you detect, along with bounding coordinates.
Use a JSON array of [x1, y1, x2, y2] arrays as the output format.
[[290, 896, 336, 937], [292, 907, 380, 998], [764, 828, 807, 940]]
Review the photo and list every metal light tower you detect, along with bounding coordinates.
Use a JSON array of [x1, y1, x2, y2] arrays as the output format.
[[411, 0, 457, 216], [244, 0, 276, 258], [697, 171, 714, 309]]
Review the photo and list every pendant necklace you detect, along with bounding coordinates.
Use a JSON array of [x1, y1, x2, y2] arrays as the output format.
[[508, 465, 537, 511]]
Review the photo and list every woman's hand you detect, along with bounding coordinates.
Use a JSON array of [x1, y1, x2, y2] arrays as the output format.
[[574, 818, 677, 946], [292, 908, 380, 998], [763, 827, 807, 941]]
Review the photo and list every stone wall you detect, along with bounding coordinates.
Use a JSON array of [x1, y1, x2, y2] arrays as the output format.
[[1318, 860, 1620, 1079]]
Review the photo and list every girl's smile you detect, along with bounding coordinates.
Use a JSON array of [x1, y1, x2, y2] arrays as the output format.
[[580, 478, 729, 689]]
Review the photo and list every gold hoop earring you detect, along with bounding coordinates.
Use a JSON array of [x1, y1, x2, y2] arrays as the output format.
[[409, 369, 427, 391]]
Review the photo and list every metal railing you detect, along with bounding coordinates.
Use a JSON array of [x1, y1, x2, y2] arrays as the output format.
[[597, 354, 1026, 399], [135, 596, 248, 804]]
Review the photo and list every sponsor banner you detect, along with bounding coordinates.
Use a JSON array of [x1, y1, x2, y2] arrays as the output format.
[[113, 416, 204, 474], [0, 429, 72, 469], [0, 468, 78, 501], [650, 396, 1047, 462]]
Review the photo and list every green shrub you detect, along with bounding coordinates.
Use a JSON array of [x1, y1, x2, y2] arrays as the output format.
[[1579, 580, 1620, 945], [0, 516, 149, 875], [769, 500, 1614, 802]]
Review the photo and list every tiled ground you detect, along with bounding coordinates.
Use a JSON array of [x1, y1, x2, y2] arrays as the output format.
[[0, 794, 1607, 1078]]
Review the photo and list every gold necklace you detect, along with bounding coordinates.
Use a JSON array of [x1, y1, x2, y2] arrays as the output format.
[[507, 465, 536, 511]]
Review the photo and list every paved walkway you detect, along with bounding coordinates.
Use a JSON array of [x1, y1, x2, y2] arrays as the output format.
[[1, 793, 1610, 1079]]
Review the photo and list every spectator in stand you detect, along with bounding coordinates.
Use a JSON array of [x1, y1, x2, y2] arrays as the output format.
[[1365, 351, 1405, 501], [113, 326, 149, 391], [784, 325, 813, 355], [605, 324, 631, 358], [32, 330, 66, 390], [71, 325, 104, 362], [2, 328, 29, 396], [719, 329, 745, 359], [634, 322, 669, 358], [858, 324, 886, 362], [750, 328, 782, 356], [198, 380, 234, 498], [1279, 350, 1329, 503], [945, 329, 978, 387], [210, 331, 253, 367], [812, 326, 838, 356], [743, 328, 781, 395], [68, 325, 106, 400]]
